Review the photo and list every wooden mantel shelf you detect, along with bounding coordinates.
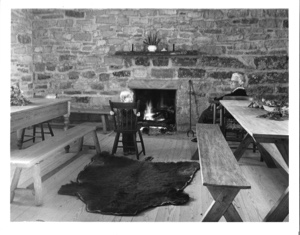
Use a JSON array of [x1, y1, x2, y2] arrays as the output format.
[[114, 51, 206, 57]]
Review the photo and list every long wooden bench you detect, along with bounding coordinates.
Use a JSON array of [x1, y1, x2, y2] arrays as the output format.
[[258, 143, 289, 174], [10, 123, 101, 206], [71, 108, 110, 132], [196, 124, 251, 222]]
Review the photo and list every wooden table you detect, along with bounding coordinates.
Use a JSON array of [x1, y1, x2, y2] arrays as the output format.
[[11, 98, 71, 149], [219, 100, 289, 222]]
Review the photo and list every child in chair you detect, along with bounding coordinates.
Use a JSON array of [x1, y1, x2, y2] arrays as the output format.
[[110, 90, 140, 155]]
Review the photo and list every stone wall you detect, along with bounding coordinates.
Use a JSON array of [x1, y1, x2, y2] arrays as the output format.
[[10, 9, 289, 130], [11, 9, 33, 91]]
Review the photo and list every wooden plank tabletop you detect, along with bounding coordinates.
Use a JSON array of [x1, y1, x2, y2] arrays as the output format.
[[220, 100, 288, 140], [10, 98, 71, 114]]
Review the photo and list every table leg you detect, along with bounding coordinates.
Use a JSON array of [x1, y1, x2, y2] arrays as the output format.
[[234, 133, 253, 161], [263, 187, 289, 222], [275, 139, 289, 166], [16, 129, 25, 149], [256, 143, 277, 168], [63, 108, 70, 153]]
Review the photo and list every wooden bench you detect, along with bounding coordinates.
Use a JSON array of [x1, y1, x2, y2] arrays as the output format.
[[71, 108, 110, 132], [196, 124, 251, 222], [10, 123, 101, 206], [258, 143, 288, 174]]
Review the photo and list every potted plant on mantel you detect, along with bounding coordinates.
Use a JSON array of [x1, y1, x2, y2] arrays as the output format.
[[143, 31, 161, 52]]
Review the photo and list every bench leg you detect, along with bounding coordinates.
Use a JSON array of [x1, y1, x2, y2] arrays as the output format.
[[91, 130, 101, 154], [263, 187, 289, 222], [202, 186, 242, 222], [78, 137, 84, 152], [10, 167, 22, 203], [33, 164, 43, 206]]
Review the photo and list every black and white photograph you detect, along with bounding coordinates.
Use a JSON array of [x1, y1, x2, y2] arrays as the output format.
[[1, 0, 299, 234]]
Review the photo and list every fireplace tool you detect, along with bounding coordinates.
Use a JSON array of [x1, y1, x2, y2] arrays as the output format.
[[186, 80, 199, 137]]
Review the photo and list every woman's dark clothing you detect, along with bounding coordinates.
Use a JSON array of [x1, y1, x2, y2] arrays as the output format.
[[198, 88, 247, 124]]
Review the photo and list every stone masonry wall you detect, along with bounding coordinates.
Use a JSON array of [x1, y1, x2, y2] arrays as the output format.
[[11, 10, 33, 91], [10, 9, 289, 130]]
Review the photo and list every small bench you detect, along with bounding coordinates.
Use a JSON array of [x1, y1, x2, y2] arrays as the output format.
[[10, 123, 101, 206], [71, 108, 110, 132], [196, 124, 251, 222]]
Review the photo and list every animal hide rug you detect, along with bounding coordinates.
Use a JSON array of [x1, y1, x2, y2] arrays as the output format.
[[58, 151, 199, 216]]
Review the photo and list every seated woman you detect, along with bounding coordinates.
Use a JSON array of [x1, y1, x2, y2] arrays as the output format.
[[192, 72, 247, 142]]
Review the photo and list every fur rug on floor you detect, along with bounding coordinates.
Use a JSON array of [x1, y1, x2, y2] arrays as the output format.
[[58, 151, 199, 216]]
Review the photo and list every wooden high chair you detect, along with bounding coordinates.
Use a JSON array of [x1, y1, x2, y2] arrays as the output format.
[[109, 100, 145, 160]]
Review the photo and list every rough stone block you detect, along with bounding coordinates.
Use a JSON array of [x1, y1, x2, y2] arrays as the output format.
[[117, 16, 129, 25], [151, 69, 175, 78], [265, 40, 287, 49], [58, 81, 72, 89], [37, 74, 52, 80], [65, 10, 85, 18], [99, 73, 110, 81], [82, 71, 96, 78], [21, 75, 32, 82], [108, 38, 124, 45], [34, 63, 45, 72], [254, 56, 288, 70], [96, 16, 116, 24], [248, 72, 288, 84], [283, 20, 288, 28], [171, 58, 197, 66], [59, 55, 77, 61], [208, 71, 234, 79], [109, 65, 123, 70], [227, 9, 249, 18], [247, 85, 274, 96], [259, 19, 281, 28], [124, 58, 132, 67], [133, 69, 148, 78], [74, 32, 92, 41], [113, 70, 131, 77], [275, 86, 288, 94], [17, 34, 31, 44], [90, 83, 105, 90], [152, 57, 169, 66], [263, 9, 288, 18], [199, 56, 247, 68], [58, 63, 73, 72], [69, 71, 80, 80], [64, 90, 82, 95], [203, 10, 224, 19], [104, 56, 123, 65], [35, 84, 48, 89], [74, 97, 91, 103], [135, 57, 150, 66], [232, 18, 259, 25], [178, 68, 206, 78]]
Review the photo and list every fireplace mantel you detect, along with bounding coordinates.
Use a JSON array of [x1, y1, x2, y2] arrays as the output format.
[[114, 51, 206, 58], [128, 79, 179, 90]]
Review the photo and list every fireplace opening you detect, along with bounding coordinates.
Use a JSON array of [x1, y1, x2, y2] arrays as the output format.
[[134, 89, 176, 135]]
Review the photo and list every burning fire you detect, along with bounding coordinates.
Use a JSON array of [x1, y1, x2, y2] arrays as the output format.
[[144, 101, 154, 120]]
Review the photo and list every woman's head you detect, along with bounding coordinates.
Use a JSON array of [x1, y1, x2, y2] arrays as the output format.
[[230, 73, 246, 89], [120, 90, 134, 103]]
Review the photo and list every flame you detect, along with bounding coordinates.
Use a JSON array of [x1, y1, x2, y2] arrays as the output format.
[[144, 101, 154, 120]]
